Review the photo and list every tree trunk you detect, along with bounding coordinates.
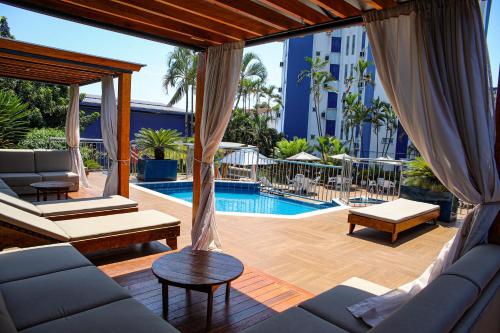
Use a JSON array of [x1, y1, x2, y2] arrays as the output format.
[[190, 85, 194, 136], [184, 85, 189, 136]]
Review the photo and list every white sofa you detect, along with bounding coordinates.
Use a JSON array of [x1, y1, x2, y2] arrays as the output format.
[[0, 149, 79, 195]]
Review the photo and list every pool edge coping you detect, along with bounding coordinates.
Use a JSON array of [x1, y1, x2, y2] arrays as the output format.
[[130, 183, 350, 219]]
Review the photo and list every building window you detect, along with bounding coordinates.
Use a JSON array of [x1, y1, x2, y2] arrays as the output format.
[[327, 92, 338, 108], [330, 64, 340, 79], [350, 64, 354, 77], [331, 37, 341, 52], [352, 35, 356, 55], [344, 64, 348, 79], [346, 36, 350, 55]]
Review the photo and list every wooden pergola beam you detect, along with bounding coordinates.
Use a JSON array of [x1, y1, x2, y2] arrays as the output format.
[[192, 52, 207, 226], [365, 0, 398, 10], [308, 0, 362, 18], [259, 0, 330, 25], [117, 73, 132, 198]]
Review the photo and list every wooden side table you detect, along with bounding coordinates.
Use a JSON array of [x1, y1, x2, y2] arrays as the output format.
[[152, 248, 244, 330], [30, 181, 74, 201]]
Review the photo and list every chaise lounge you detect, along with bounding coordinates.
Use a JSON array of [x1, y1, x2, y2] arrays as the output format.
[[348, 198, 440, 242], [0, 203, 180, 253]]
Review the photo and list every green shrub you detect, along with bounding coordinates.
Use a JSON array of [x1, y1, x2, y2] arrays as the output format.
[[18, 128, 65, 149], [0, 89, 29, 148], [403, 157, 447, 192], [83, 159, 101, 170], [274, 137, 311, 159]]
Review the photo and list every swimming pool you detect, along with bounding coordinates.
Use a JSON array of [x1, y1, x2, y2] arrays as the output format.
[[136, 181, 339, 216]]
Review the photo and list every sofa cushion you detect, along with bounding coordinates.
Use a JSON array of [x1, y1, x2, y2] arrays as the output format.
[[0, 290, 17, 333], [34, 150, 71, 172], [0, 192, 41, 215], [299, 285, 373, 333], [54, 210, 180, 241], [0, 188, 19, 198], [0, 178, 10, 189], [443, 244, 500, 291], [370, 275, 479, 333], [0, 202, 69, 242], [0, 173, 42, 187], [349, 198, 439, 223], [38, 171, 78, 184], [0, 149, 35, 173], [241, 307, 348, 333], [35, 195, 137, 217], [19, 298, 180, 333], [0, 244, 91, 284], [0, 266, 130, 330]]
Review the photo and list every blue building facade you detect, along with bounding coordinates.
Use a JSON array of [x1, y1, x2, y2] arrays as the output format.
[[80, 95, 191, 140]]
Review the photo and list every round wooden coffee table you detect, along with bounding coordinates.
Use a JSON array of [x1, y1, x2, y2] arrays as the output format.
[[30, 181, 74, 201], [152, 248, 244, 329]]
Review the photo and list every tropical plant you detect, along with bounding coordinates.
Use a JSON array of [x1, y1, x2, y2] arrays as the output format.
[[382, 104, 398, 156], [18, 128, 65, 149], [134, 128, 181, 160], [0, 90, 29, 147], [274, 137, 311, 159], [369, 97, 389, 156], [403, 157, 447, 192], [235, 52, 267, 109], [313, 136, 347, 163], [298, 56, 337, 137], [163, 47, 197, 136], [83, 159, 101, 170]]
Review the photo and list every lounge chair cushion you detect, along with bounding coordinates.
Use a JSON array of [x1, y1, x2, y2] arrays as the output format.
[[241, 307, 348, 333], [442, 244, 500, 291], [20, 298, 180, 333], [0, 290, 17, 333], [0, 266, 130, 330], [0, 188, 19, 198], [34, 150, 72, 172], [0, 178, 10, 189], [0, 202, 69, 242], [370, 275, 478, 333], [0, 191, 41, 215], [0, 244, 91, 284], [298, 285, 373, 333], [0, 149, 35, 173], [0, 173, 42, 187], [35, 195, 138, 217], [349, 198, 439, 223], [54, 210, 180, 241]]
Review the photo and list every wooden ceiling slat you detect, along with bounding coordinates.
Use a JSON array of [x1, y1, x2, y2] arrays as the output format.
[[308, 0, 362, 18], [62, 0, 229, 44], [120, 0, 252, 41], [258, 0, 331, 25], [1, 69, 79, 84], [0, 57, 104, 78], [365, 0, 398, 10], [155, 0, 277, 36], [210, 0, 304, 30], [0, 61, 100, 79]]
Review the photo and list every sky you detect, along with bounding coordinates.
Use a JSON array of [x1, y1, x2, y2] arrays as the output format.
[[1, 2, 499, 108]]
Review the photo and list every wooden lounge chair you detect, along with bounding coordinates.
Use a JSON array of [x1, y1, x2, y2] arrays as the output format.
[[348, 198, 440, 243], [0, 191, 138, 220], [0, 202, 180, 253]]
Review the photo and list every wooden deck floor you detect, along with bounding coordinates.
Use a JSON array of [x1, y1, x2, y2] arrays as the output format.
[[98, 252, 312, 333], [79, 172, 457, 295]]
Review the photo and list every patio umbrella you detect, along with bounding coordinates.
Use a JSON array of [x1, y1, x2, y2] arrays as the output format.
[[219, 149, 274, 166], [330, 153, 353, 160], [286, 152, 321, 162], [375, 156, 401, 165]]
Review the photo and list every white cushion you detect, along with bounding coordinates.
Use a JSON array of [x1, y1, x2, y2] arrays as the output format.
[[0, 191, 41, 215], [35, 195, 137, 217], [349, 198, 439, 224]]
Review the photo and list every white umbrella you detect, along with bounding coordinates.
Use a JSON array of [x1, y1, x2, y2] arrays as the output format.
[[219, 149, 274, 166], [286, 151, 321, 161], [330, 153, 353, 160], [375, 156, 401, 165]]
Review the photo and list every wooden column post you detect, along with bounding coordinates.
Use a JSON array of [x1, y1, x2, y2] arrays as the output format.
[[192, 52, 207, 225], [491, 68, 500, 244], [117, 73, 132, 198]]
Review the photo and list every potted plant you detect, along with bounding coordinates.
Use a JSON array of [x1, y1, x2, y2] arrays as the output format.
[[83, 159, 101, 176], [401, 157, 458, 222], [135, 128, 181, 182]]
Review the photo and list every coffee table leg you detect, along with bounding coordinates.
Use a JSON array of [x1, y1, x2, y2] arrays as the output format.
[[37, 189, 40, 202], [65, 191, 69, 199], [162, 283, 169, 319], [57, 191, 61, 200], [226, 282, 231, 301], [206, 288, 214, 329], [43, 192, 47, 201]]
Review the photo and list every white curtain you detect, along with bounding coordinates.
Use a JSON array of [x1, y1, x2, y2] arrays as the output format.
[[65, 84, 89, 188], [191, 41, 244, 251], [349, 0, 500, 326], [101, 76, 119, 196]]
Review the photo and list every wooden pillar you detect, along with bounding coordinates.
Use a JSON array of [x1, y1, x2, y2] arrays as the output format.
[[192, 52, 207, 225], [117, 73, 131, 198], [490, 68, 500, 244]]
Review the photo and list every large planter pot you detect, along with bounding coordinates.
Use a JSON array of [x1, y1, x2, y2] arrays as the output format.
[[400, 185, 458, 222], [137, 159, 177, 182]]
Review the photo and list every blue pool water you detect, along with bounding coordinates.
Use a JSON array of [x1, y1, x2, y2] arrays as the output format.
[[139, 181, 337, 215]]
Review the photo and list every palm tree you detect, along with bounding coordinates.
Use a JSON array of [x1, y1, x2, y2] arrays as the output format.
[[313, 136, 347, 163], [163, 48, 197, 136], [342, 92, 359, 153], [369, 97, 388, 156], [235, 52, 267, 109], [382, 105, 398, 156], [134, 128, 181, 160], [298, 56, 337, 137], [0, 89, 28, 147]]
